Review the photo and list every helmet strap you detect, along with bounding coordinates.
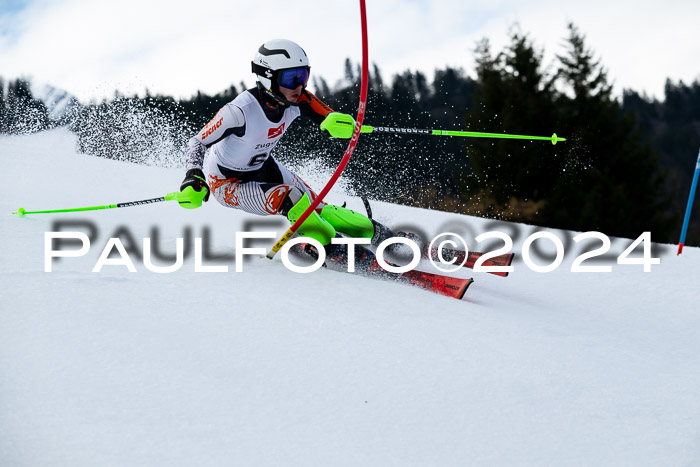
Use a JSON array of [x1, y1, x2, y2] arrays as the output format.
[[255, 82, 302, 108]]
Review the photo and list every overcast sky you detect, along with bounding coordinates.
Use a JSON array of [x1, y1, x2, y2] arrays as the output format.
[[1, 0, 698, 103]]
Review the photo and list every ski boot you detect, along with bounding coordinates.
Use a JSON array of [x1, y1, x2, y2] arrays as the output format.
[[368, 219, 426, 264]]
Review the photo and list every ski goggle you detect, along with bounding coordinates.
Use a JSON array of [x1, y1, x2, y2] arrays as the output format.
[[278, 67, 310, 89]]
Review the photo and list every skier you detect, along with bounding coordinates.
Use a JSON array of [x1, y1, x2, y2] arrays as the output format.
[[177, 38, 391, 266]]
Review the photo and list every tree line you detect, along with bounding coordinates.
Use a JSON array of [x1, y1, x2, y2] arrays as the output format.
[[1, 23, 699, 246]]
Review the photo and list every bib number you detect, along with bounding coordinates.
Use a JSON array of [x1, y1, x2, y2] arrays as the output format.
[[248, 153, 268, 167]]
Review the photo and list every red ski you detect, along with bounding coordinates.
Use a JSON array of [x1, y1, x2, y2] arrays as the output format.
[[289, 241, 474, 300], [398, 269, 473, 299]]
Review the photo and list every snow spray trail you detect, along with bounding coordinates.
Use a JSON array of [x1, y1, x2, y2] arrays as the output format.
[[69, 97, 195, 168]]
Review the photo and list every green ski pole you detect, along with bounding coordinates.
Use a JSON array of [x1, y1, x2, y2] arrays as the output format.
[[359, 125, 565, 145], [13, 192, 181, 217]]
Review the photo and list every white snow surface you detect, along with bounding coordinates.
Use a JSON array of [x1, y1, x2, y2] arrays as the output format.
[[1, 128, 699, 466]]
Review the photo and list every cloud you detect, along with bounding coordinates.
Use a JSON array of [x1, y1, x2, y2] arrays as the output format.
[[1, 0, 698, 102]]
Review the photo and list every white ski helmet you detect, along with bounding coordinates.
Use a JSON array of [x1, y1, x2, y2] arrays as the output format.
[[251, 39, 310, 102]]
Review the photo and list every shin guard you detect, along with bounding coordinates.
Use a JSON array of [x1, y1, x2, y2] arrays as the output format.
[[320, 204, 375, 239], [287, 194, 336, 245]]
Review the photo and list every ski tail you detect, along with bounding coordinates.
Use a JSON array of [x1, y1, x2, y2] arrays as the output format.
[[465, 251, 514, 277], [430, 246, 514, 277]]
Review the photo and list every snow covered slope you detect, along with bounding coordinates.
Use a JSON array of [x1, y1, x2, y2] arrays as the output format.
[[29, 82, 80, 122], [1, 128, 699, 466]]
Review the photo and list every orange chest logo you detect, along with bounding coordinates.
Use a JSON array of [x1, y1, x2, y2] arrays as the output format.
[[268, 123, 285, 139]]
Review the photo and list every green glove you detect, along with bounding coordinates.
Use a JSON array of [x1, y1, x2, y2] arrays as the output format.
[[178, 168, 210, 209], [320, 112, 356, 139]]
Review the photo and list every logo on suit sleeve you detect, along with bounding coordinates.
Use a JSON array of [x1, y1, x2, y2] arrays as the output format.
[[201, 115, 223, 140], [268, 123, 286, 139]]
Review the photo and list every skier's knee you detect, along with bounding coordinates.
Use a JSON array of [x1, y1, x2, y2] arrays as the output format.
[[275, 186, 305, 217]]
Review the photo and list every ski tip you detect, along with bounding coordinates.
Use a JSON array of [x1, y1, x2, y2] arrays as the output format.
[[458, 278, 474, 300], [13, 208, 26, 217]]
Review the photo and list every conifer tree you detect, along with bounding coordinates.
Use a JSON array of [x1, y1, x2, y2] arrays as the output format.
[[545, 23, 672, 239], [464, 31, 558, 218]]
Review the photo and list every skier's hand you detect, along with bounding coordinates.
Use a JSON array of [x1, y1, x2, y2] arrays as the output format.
[[178, 168, 210, 209], [320, 112, 355, 139]]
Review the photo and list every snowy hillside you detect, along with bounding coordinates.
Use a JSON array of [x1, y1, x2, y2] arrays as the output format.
[[1, 128, 699, 466], [28, 82, 79, 122]]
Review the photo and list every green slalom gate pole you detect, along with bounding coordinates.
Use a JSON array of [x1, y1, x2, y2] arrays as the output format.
[[12, 192, 181, 217], [359, 125, 566, 145]]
